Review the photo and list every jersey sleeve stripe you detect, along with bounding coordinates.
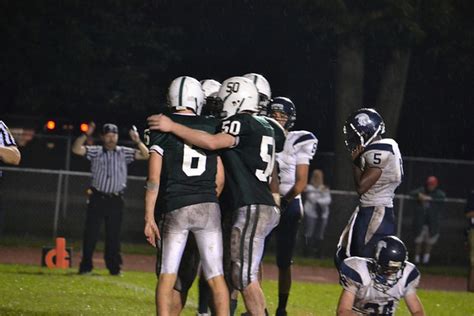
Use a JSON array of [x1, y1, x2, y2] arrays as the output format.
[[405, 267, 420, 287], [149, 144, 164, 155], [0, 122, 16, 146], [293, 133, 316, 146], [364, 143, 394, 154], [340, 261, 363, 284]]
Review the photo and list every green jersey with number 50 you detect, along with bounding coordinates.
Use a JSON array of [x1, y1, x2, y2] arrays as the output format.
[[146, 114, 219, 212], [220, 113, 277, 210]]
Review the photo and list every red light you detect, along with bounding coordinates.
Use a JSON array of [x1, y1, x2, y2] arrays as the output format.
[[46, 120, 56, 130], [80, 123, 89, 133]]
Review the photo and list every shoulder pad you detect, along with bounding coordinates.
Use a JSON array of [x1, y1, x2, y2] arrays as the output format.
[[340, 258, 364, 285]]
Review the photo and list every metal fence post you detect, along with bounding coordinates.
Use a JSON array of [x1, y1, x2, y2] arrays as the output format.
[[397, 195, 405, 238], [61, 136, 72, 218], [53, 171, 64, 238]]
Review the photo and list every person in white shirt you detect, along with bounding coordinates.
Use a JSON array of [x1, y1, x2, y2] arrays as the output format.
[[303, 169, 331, 257]]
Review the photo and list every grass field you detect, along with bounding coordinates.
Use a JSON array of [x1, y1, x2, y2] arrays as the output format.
[[1, 264, 473, 316]]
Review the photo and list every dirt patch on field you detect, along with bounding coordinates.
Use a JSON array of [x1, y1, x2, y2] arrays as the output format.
[[0, 246, 467, 292]]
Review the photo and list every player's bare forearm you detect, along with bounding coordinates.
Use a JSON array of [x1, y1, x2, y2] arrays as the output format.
[[270, 164, 280, 194], [352, 165, 382, 195], [336, 290, 357, 316], [72, 134, 87, 156], [135, 141, 150, 160], [405, 293, 425, 316], [144, 189, 159, 222], [216, 156, 225, 197], [145, 153, 162, 222], [283, 164, 309, 202], [0, 146, 21, 165]]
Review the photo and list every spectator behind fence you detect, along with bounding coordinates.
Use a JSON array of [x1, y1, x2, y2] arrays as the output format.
[[465, 189, 474, 292], [72, 122, 149, 275], [303, 169, 331, 257], [410, 176, 446, 265], [0, 121, 21, 235]]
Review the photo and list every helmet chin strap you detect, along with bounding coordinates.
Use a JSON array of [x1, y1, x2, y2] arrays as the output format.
[[350, 123, 383, 147], [364, 125, 383, 146]]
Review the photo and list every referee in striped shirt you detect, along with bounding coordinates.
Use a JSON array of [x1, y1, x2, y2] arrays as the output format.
[[0, 120, 21, 234], [72, 122, 149, 275]]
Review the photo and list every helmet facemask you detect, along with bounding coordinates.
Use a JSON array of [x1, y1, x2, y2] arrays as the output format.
[[201, 93, 223, 117], [370, 260, 406, 293]]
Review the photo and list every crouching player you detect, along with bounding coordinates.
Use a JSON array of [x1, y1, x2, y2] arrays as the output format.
[[337, 236, 425, 316]]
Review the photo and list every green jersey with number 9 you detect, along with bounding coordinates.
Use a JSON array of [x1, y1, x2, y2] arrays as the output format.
[[220, 113, 277, 210], [146, 114, 220, 212]]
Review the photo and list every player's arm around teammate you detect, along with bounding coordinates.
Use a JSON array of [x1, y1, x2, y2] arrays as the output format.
[[148, 113, 235, 151]]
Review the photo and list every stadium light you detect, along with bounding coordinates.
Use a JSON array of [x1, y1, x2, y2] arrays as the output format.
[[80, 123, 89, 133], [46, 120, 56, 130]]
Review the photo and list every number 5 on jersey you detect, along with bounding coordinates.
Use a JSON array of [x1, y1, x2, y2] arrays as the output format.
[[256, 135, 275, 182]]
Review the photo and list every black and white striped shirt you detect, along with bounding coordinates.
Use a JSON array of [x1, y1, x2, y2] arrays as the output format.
[[0, 121, 17, 147], [85, 145, 136, 194]]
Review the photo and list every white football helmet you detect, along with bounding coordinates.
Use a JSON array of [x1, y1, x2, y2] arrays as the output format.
[[243, 72, 271, 101], [218, 76, 259, 118], [200, 79, 222, 98], [167, 76, 204, 114]]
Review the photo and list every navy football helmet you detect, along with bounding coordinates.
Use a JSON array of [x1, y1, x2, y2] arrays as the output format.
[[343, 108, 385, 151], [268, 97, 296, 130], [371, 236, 408, 292]]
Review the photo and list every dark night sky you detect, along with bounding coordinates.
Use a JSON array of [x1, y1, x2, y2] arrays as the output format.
[[1, 1, 473, 159]]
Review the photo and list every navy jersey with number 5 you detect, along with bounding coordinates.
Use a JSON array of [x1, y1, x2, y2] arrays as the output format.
[[220, 113, 277, 211], [146, 113, 219, 212]]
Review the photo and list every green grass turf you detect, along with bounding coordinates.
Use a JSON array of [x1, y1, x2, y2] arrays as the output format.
[[0, 235, 468, 277], [1, 264, 473, 316]]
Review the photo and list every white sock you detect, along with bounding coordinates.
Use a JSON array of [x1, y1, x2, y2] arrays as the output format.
[[422, 253, 430, 264]]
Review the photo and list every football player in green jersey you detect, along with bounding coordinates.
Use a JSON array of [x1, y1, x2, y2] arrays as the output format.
[[148, 76, 281, 316], [144, 76, 229, 316]]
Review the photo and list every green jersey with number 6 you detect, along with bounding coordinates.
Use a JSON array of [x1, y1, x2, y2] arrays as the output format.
[[220, 113, 277, 210], [146, 113, 219, 212]]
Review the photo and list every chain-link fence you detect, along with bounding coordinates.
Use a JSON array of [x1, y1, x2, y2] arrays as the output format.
[[0, 165, 469, 265]]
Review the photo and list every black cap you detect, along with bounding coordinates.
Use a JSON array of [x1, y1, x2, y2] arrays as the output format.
[[102, 123, 118, 134]]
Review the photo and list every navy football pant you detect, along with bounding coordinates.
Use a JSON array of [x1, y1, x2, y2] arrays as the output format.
[[335, 206, 395, 269], [274, 198, 303, 269]]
